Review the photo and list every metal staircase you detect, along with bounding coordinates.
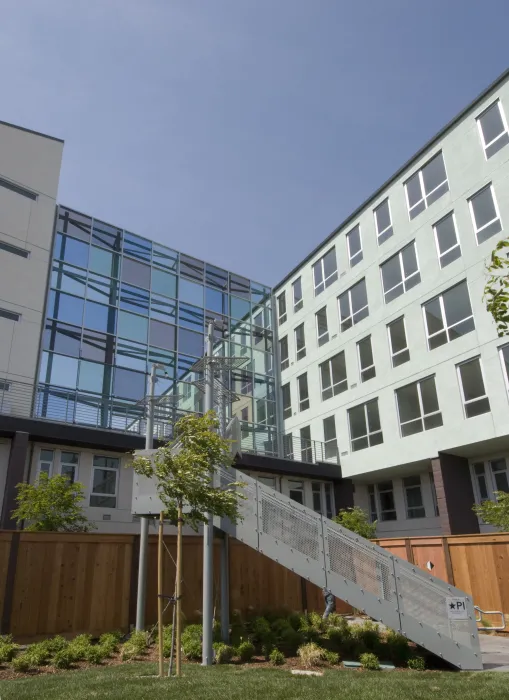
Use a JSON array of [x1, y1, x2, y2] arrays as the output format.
[[213, 464, 482, 670]]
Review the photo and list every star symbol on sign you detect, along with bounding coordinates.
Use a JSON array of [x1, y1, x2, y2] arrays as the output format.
[[449, 603, 456, 610]]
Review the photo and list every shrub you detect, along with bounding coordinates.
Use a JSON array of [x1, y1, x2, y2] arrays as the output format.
[[237, 640, 255, 663], [408, 656, 426, 671], [213, 643, 234, 664], [43, 635, 68, 655], [308, 611, 326, 632], [0, 642, 18, 663], [278, 626, 303, 656], [326, 616, 352, 654], [67, 634, 93, 661], [360, 652, 380, 670], [352, 620, 381, 654], [120, 643, 138, 662], [84, 645, 107, 665], [128, 630, 149, 654], [252, 617, 274, 647], [269, 648, 285, 666], [0, 634, 13, 644], [53, 649, 73, 669], [181, 624, 203, 660], [298, 618, 320, 644], [333, 506, 377, 539], [11, 654, 32, 673], [297, 642, 325, 668], [288, 612, 305, 632], [157, 624, 173, 658], [25, 643, 51, 666], [323, 650, 340, 665], [385, 629, 411, 664], [261, 642, 274, 660], [99, 633, 120, 655]]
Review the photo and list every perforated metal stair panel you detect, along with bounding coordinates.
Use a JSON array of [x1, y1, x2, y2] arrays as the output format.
[[213, 466, 259, 550]]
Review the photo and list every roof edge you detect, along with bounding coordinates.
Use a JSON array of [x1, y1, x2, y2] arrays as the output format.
[[0, 119, 64, 144], [273, 65, 509, 291]]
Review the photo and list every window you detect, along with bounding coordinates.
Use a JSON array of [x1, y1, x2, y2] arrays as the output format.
[[323, 416, 337, 461], [387, 317, 410, 367], [277, 292, 287, 325], [403, 476, 425, 519], [38, 449, 54, 477], [289, 480, 304, 504], [473, 463, 489, 501], [312, 482, 334, 518], [90, 456, 119, 508], [60, 452, 79, 483], [241, 407, 249, 422], [181, 254, 204, 283], [457, 357, 491, 418], [477, 100, 509, 158], [499, 344, 509, 392], [381, 242, 420, 303], [423, 281, 474, 350], [472, 459, 509, 503], [429, 472, 440, 516], [316, 307, 329, 346], [313, 248, 337, 295], [347, 225, 363, 267], [348, 399, 383, 452], [297, 373, 310, 411], [293, 277, 303, 312], [405, 152, 449, 219], [491, 458, 509, 493], [374, 199, 393, 244], [279, 336, 289, 372], [432, 215, 462, 271], [367, 485, 378, 523], [282, 383, 292, 419], [378, 481, 397, 521], [0, 308, 20, 321], [295, 323, 306, 361], [396, 376, 442, 437], [357, 336, 375, 382], [121, 257, 151, 289], [113, 367, 146, 401], [0, 240, 29, 258], [320, 352, 347, 400], [300, 426, 313, 462], [469, 184, 502, 244], [338, 278, 368, 331]]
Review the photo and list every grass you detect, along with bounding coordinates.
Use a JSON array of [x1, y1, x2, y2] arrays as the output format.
[[1, 663, 508, 700]]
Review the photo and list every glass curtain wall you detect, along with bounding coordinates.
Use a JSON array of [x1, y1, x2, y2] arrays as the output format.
[[36, 206, 274, 443]]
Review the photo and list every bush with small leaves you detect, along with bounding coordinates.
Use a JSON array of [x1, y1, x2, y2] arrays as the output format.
[[252, 617, 274, 648], [120, 643, 138, 662], [43, 636, 68, 655], [0, 642, 18, 663], [308, 611, 326, 633], [128, 630, 149, 655], [297, 642, 325, 668], [0, 634, 13, 643], [11, 654, 32, 673], [157, 624, 173, 658], [325, 618, 352, 655], [408, 656, 426, 671], [84, 645, 107, 665], [24, 643, 51, 667], [53, 649, 73, 669], [288, 612, 305, 632], [352, 621, 382, 655], [261, 642, 274, 660], [385, 629, 411, 665], [99, 633, 120, 656], [181, 624, 203, 660], [323, 650, 340, 666], [67, 634, 93, 662], [213, 643, 234, 664], [269, 648, 285, 666], [237, 640, 255, 663], [360, 652, 380, 671]]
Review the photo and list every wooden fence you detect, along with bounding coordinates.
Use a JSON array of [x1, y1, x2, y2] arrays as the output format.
[[1, 530, 508, 642]]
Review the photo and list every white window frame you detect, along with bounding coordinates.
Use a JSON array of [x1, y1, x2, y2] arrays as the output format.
[[281, 382, 292, 420], [299, 426, 313, 462], [60, 450, 80, 483], [433, 211, 461, 268], [90, 456, 120, 509], [387, 316, 410, 367], [279, 336, 289, 372], [37, 448, 55, 478], [376, 481, 397, 521], [476, 100, 509, 159], [346, 225, 363, 267], [292, 277, 303, 312], [380, 241, 420, 303], [277, 291, 287, 325], [395, 375, 442, 437], [348, 399, 383, 452], [322, 416, 338, 462], [498, 343, 509, 394], [320, 352, 347, 400], [311, 481, 335, 518], [403, 475, 426, 519], [257, 474, 277, 489], [468, 183, 503, 245], [313, 248, 338, 296], [315, 306, 329, 347], [404, 151, 449, 219], [297, 372, 310, 412], [294, 323, 306, 361], [374, 198, 393, 244], [422, 281, 474, 350], [357, 335, 376, 382], [456, 356, 491, 419], [338, 278, 369, 332]]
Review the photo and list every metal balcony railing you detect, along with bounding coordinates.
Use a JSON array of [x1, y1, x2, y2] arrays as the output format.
[[0, 379, 339, 465]]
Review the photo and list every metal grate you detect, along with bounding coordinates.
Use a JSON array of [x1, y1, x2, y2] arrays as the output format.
[[260, 491, 321, 561]]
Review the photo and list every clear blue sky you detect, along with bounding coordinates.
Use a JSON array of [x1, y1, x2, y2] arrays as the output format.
[[3, 1, 509, 287]]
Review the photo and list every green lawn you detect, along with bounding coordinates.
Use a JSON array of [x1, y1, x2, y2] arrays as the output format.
[[0, 663, 507, 700]]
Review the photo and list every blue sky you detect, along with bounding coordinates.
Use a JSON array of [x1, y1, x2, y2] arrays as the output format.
[[2, 1, 509, 287]]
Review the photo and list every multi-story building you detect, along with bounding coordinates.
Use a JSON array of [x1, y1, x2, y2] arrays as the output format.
[[2, 68, 509, 536]]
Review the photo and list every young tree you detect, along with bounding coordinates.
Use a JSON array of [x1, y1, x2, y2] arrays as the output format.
[[484, 238, 509, 335], [473, 492, 509, 531], [333, 506, 377, 539], [12, 472, 94, 532], [131, 410, 246, 675]]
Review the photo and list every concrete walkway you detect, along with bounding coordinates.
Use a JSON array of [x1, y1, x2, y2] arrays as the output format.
[[480, 634, 509, 671]]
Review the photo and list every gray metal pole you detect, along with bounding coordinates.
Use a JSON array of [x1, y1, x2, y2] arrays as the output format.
[[135, 364, 157, 631], [202, 322, 215, 665], [220, 533, 230, 643]]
